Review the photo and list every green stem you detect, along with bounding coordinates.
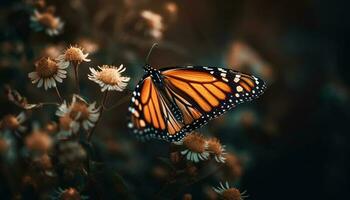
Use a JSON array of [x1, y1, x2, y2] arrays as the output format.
[[54, 86, 63, 103], [87, 91, 109, 141], [73, 62, 80, 94]]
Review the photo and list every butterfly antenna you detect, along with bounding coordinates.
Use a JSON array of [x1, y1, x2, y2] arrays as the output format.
[[145, 43, 158, 64]]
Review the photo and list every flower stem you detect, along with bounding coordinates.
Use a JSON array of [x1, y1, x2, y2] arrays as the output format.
[[103, 93, 130, 111], [55, 86, 63, 103], [87, 91, 109, 141], [73, 62, 80, 94]]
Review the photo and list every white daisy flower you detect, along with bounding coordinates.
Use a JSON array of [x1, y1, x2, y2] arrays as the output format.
[[179, 133, 209, 163], [140, 10, 164, 39], [58, 113, 80, 134], [28, 57, 67, 90], [207, 138, 227, 163], [0, 112, 27, 132], [212, 182, 248, 200], [56, 95, 100, 133], [88, 64, 130, 92], [77, 38, 99, 54], [56, 45, 90, 69], [30, 10, 64, 36]]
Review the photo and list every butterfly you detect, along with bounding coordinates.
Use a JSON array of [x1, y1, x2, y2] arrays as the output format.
[[127, 62, 267, 142]]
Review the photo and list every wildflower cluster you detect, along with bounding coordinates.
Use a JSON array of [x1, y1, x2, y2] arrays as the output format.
[[1, 37, 130, 198], [0, 1, 266, 199], [152, 132, 246, 198], [176, 132, 226, 163]]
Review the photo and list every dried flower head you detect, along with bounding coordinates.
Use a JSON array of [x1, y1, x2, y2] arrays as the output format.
[[61, 188, 81, 200], [57, 45, 90, 68], [227, 41, 274, 81], [40, 44, 65, 58], [212, 182, 247, 200], [165, 2, 178, 15], [58, 141, 87, 167], [56, 95, 99, 132], [77, 38, 99, 54], [58, 114, 79, 134], [88, 64, 130, 92], [139, 10, 164, 39], [105, 139, 122, 155], [25, 130, 52, 153], [239, 110, 257, 128], [183, 193, 192, 200], [30, 10, 64, 36], [224, 153, 243, 180], [22, 175, 37, 189], [203, 185, 219, 200], [34, 153, 52, 170], [207, 138, 226, 163], [0, 112, 26, 132], [170, 151, 180, 164], [180, 132, 209, 163], [28, 57, 67, 90], [152, 165, 169, 180], [44, 122, 58, 134], [52, 187, 88, 200], [31, 0, 46, 9], [164, 2, 178, 21], [186, 164, 198, 177]]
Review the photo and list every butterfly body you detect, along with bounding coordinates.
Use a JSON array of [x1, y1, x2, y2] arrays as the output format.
[[128, 65, 266, 142], [144, 64, 164, 86]]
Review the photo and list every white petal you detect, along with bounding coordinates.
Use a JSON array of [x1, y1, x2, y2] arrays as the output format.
[[28, 72, 39, 79], [54, 75, 63, 83], [16, 112, 26, 123], [38, 79, 43, 88], [82, 121, 89, 130]]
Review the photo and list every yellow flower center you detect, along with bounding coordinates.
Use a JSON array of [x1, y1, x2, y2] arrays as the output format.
[[61, 188, 81, 200], [25, 131, 52, 152], [45, 122, 58, 133], [1, 115, 19, 130], [224, 153, 243, 179], [64, 47, 84, 62], [222, 188, 241, 200], [59, 115, 73, 131], [38, 13, 60, 29], [183, 133, 206, 153], [70, 102, 89, 121], [35, 57, 58, 78], [97, 68, 121, 85], [207, 139, 222, 156]]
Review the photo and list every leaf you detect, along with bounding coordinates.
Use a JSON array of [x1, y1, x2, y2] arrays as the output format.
[[5, 85, 40, 110]]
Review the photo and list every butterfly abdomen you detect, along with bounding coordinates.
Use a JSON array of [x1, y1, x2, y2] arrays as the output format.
[[170, 102, 184, 122]]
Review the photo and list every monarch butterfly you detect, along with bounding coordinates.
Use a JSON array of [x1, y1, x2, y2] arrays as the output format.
[[128, 46, 266, 142]]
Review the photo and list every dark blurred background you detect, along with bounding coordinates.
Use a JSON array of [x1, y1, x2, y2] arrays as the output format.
[[0, 0, 349, 199]]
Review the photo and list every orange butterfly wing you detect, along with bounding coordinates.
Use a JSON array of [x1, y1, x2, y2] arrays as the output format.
[[129, 77, 185, 141], [128, 66, 266, 142]]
